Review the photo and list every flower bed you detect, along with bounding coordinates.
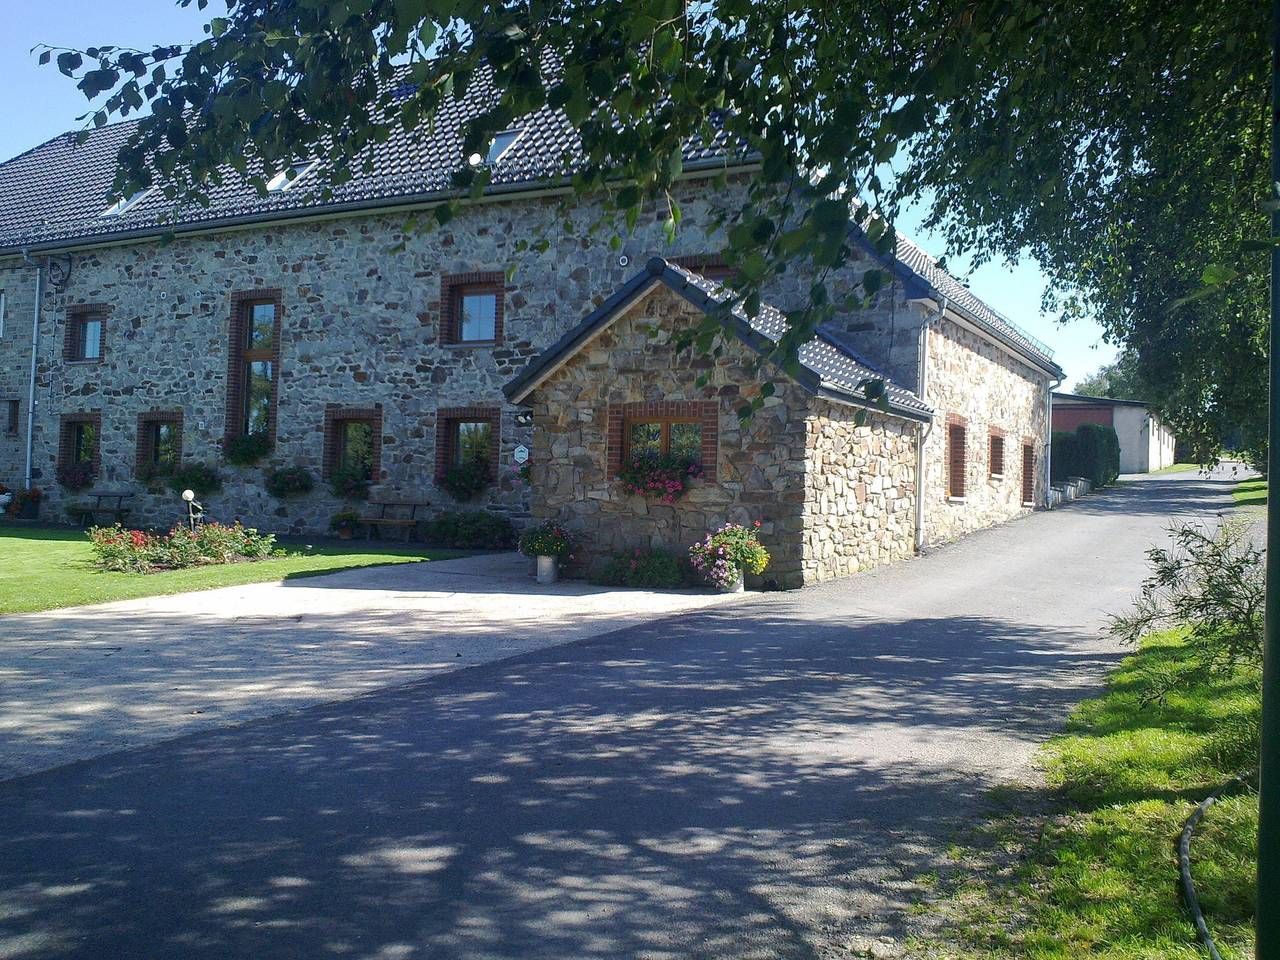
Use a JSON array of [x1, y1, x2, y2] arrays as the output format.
[[688, 521, 770, 590], [617, 455, 702, 504], [88, 522, 281, 573]]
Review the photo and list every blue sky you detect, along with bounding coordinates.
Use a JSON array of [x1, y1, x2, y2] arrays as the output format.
[[1, 2, 1116, 386]]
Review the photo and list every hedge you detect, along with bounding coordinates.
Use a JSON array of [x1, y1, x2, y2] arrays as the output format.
[[1050, 431, 1079, 483], [1076, 423, 1121, 487]]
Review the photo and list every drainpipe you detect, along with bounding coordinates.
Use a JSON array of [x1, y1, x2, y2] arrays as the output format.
[[21, 251, 42, 492], [1043, 375, 1062, 507], [912, 295, 949, 552]]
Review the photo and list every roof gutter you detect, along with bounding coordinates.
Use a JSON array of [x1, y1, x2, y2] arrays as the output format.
[[0, 156, 761, 259]]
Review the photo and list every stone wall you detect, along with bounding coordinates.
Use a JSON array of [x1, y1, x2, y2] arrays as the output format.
[[527, 286, 812, 585], [0, 175, 760, 532], [801, 400, 918, 583], [920, 312, 1049, 545], [0, 264, 34, 491]]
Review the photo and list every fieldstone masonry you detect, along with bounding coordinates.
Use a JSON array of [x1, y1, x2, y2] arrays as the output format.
[[0, 168, 1054, 584]]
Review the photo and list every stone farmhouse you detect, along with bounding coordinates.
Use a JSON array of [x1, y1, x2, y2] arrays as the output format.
[[0, 79, 1063, 586]]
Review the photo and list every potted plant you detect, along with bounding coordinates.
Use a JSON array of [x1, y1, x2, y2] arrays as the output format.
[[265, 466, 315, 498], [329, 465, 371, 501], [518, 523, 574, 585], [57, 462, 95, 491], [330, 507, 361, 540], [688, 520, 770, 592], [617, 454, 702, 504], [9, 487, 42, 520]]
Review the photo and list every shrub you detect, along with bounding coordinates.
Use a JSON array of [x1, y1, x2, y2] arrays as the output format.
[[167, 462, 221, 497], [1050, 431, 1079, 482], [1109, 519, 1263, 701], [265, 466, 315, 498], [591, 549, 690, 589], [330, 508, 361, 532], [6, 487, 42, 517], [421, 510, 515, 549], [329, 465, 371, 500], [1075, 423, 1121, 486], [438, 459, 490, 502], [518, 523, 573, 559], [225, 431, 270, 466], [57, 462, 95, 491], [617, 455, 702, 504], [88, 521, 280, 573], [688, 521, 770, 589]]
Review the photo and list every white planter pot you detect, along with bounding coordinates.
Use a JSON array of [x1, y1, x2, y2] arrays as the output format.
[[720, 569, 745, 593], [536, 555, 559, 585]]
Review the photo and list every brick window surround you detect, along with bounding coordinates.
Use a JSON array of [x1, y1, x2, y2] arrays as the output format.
[[136, 410, 184, 478], [58, 411, 102, 479], [607, 400, 719, 482], [435, 406, 500, 481], [224, 289, 284, 448], [440, 272, 506, 345], [64, 303, 110, 362], [988, 428, 1006, 479], [323, 405, 384, 480], [946, 415, 967, 500], [1021, 440, 1036, 506]]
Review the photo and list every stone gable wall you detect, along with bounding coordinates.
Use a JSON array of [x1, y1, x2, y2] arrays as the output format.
[[801, 400, 918, 583], [526, 286, 812, 585], [921, 313, 1048, 545]]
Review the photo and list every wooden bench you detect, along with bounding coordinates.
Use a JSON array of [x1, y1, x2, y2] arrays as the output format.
[[69, 491, 134, 527], [359, 501, 427, 541]]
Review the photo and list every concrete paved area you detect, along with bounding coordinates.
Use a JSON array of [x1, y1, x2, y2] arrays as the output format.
[[0, 552, 742, 780], [0, 468, 1243, 959]]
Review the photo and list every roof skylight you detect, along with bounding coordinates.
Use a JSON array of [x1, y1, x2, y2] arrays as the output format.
[[469, 129, 524, 167], [99, 188, 150, 218], [266, 161, 317, 193]]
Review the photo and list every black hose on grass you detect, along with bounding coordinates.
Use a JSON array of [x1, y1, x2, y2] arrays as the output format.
[[1179, 771, 1256, 960]]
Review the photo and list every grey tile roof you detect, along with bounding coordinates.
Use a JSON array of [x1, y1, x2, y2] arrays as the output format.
[[888, 233, 1062, 375], [0, 65, 736, 253], [505, 257, 933, 422]]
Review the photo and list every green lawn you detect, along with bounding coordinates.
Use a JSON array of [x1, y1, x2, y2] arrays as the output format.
[[914, 632, 1259, 959], [1233, 477, 1267, 508], [0, 525, 464, 614], [1149, 462, 1200, 475]]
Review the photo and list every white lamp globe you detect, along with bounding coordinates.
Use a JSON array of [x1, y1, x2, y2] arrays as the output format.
[[468, 152, 483, 166], [181, 489, 195, 502]]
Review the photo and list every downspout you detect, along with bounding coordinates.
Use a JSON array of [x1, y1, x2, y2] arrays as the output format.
[[1043, 375, 1063, 507], [913, 296, 949, 552], [21, 251, 42, 491]]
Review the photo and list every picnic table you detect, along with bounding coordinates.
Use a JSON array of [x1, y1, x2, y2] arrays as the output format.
[[359, 500, 428, 541], [68, 491, 134, 527]]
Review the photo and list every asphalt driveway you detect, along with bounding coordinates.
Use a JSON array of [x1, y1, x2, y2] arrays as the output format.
[[0, 468, 1241, 960]]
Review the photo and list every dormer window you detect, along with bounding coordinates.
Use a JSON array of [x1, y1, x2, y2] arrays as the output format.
[[487, 129, 523, 163], [100, 188, 150, 218], [266, 161, 317, 193]]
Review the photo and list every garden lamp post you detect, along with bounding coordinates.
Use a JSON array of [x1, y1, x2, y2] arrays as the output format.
[[181, 488, 202, 532]]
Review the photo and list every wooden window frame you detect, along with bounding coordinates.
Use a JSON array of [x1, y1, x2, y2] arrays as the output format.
[[434, 406, 500, 483], [225, 289, 283, 449], [621, 416, 705, 464], [136, 411, 184, 478], [64, 304, 110, 363], [323, 405, 384, 480], [671, 254, 733, 283], [58, 411, 102, 481], [440, 272, 505, 346], [607, 401, 719, 482], [988, 429, 1006, 480], [1021, 440, 1036, 506], [946, 416, 967, 501]]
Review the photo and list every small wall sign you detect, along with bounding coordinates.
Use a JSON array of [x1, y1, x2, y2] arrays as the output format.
[[513, 444, 529, 464]]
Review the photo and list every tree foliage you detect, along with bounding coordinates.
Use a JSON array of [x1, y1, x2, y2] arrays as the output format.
[[42, 1, 1270, 449], [1073, 351, 1151, 404]]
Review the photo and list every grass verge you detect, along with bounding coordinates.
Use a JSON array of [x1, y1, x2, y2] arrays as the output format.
[[913, 631, 1259, 959], [1233, 477, 1267, 508], [0, 525, 464, 614], [1149, 463, 1201, 475]]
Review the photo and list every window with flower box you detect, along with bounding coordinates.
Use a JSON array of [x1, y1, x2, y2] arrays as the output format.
[[58, 411, 101, 487], [607, 400, 719, 482], [434, 406, 500, 484]]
